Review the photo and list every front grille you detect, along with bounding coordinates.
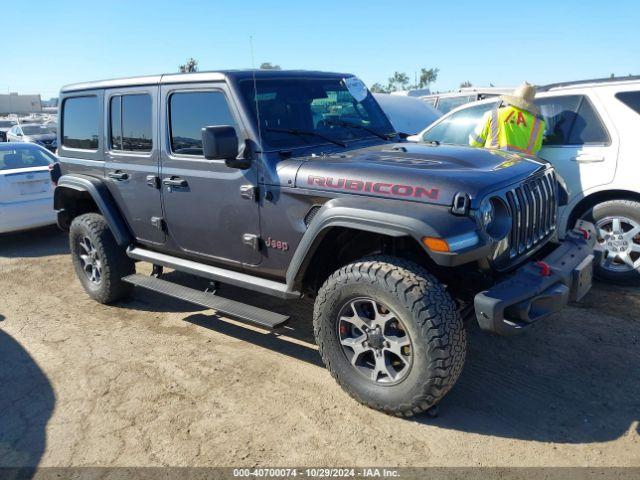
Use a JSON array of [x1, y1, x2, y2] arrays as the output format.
[[503, 170, 558, 259]]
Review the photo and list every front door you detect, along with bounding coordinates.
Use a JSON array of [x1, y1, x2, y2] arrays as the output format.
[[159, 83, 261, 266], [535, 92, 618, 198], [103, 87, 165, 245]]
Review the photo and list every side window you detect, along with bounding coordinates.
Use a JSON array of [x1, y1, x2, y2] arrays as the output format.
[[110, 94, 152, 152], [422, 98, 437, 108], [436, 95, 477, 115], [62, 96, 99, 149], [423, 102, 498, 145], [169, 91, 236, 156], [615, 91, 640, 115], [535, 95, 608, 146]]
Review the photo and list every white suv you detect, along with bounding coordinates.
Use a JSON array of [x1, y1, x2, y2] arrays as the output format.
[[409, 77, 640, 285]]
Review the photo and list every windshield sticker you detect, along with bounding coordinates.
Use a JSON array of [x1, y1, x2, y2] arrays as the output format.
[[344, 77, 369, 102]]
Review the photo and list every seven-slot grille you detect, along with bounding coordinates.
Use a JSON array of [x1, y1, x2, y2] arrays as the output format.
[[503, 170, 558, 259]]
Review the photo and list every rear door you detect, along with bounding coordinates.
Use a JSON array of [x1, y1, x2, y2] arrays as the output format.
[[103, 87, 165, 246], [535, 92, 618, 198]]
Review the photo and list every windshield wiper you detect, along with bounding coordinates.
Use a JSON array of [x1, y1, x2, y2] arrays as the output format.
[[323, 119, 394, 141], [265, 127, 346, 148]]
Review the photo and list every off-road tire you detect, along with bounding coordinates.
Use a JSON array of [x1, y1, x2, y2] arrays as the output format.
[[313, 255, 466, 417], [69, 213, 135, 304], [580, 199, 640, 285]]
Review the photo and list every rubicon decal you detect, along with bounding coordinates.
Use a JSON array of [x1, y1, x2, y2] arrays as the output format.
[[307, 175, 440, 200]]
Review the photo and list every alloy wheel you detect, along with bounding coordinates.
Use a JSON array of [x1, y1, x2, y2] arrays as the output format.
[[337, 297, 413, 385], [78, 236, 102, 285], [595, 216, 640, 272]]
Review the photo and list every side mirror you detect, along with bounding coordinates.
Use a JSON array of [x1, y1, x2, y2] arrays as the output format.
[[406, 134, 421, 142], [202, 125, 239, 162]]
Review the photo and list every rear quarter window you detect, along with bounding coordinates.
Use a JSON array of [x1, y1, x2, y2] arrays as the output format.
[[62, 96, 99, 150], [615, 91, 640, 115]]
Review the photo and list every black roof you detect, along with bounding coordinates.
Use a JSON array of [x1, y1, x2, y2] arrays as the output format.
[[62, 70, 354, 93]]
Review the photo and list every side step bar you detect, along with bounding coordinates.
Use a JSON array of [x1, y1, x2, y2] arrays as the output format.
[[127, 247, 300, 299], [122, 274, 289, 329]]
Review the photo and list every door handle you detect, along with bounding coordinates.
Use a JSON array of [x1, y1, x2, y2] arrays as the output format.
[[162, 177, 188, 188], [572, 154, 604, 163], [107, 171, 129, 180]]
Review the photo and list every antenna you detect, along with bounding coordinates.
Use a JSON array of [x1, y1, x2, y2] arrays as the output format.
[[249, 35, 263, 152]]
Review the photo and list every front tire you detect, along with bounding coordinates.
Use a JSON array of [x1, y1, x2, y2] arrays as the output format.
[[313, 256, 466, 417], [580, 199, 640, 285], [69, 213, 135, 304]]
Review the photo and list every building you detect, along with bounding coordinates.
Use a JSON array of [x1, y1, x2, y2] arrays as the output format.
[[0, 93, 43, 115]]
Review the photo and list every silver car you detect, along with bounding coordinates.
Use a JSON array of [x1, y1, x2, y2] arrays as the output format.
[[6, 123, 57, 152]]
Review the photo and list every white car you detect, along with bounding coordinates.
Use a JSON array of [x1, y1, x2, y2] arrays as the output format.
[[419, 87, 514, 114], [408, 76, 640, 285], [373, 93, 441, 135], [0, 143, 58, 234]]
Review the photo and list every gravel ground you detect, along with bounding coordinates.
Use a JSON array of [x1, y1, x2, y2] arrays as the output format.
[[0, 226, 638, 468]]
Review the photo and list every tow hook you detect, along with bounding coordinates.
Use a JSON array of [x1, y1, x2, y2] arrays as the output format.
[[535, 261, 552, 277]]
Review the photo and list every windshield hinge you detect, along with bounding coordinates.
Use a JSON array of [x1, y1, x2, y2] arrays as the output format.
[[451, 192, 470, 216]]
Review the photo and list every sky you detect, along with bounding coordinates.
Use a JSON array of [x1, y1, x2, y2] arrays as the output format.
[[3, 0, 640, 99]]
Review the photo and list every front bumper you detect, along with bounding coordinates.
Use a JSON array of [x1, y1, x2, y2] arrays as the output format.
[[474, 221, 596, 335]]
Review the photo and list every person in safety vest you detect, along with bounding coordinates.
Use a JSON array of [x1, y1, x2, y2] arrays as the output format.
[[469, 82, 545, 156]]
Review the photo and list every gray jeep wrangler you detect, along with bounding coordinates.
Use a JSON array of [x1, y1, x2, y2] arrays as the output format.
[[54, 70, 595, 416]]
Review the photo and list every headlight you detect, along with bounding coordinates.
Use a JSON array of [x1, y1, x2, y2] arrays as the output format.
[[478, 196, 511, 240], [479, 198, 494, 229]]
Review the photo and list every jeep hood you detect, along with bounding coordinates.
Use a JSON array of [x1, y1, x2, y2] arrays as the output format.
[[292, 143, 549, 207]]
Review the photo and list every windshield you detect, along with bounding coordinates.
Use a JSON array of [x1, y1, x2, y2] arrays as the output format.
[[21, 125, 56, 135], [0, 145, 55, 170], [239, 77, 395, 150], [0, 120, 17, 128]]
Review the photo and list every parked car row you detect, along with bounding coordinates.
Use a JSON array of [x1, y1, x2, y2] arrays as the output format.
[[408, 76, 640, 284], [419, 87, 513, 114]]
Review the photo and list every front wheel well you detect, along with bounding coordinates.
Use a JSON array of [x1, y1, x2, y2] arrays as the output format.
[[567, 189, 640, 229], [54, 187, 100, 230], [298, 227, 435, 296]]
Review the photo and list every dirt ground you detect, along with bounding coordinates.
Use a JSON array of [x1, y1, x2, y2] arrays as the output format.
[[0, 226, 638, 468]]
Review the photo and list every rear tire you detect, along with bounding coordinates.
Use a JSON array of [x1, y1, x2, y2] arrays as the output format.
[[580, 199, 640, 285], [313, 255, 466, 417], [69, 213, 135, 303]]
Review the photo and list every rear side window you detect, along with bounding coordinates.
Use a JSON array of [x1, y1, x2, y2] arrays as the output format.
[[62, 96, 99, 149], [535, 95, 609, 146], [0, 147, 53, 170], [169, 91, 236, 156], [423, 102, 498, 145], [615, 91, 640, 115], [110, 94, 152, 152]]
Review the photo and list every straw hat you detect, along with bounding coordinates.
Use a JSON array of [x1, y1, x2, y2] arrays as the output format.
[[500, 82, 539, 115]]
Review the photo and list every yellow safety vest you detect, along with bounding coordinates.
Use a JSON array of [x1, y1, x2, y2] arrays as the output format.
[[469, 105, 545, 155]]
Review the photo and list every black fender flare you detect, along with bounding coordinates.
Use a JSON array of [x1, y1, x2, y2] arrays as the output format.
[[285, 196, 481, 291], [54, 174, 133, 247]]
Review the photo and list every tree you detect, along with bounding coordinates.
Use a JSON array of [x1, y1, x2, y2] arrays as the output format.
[[460, 80, 473, 88], [179, 58, 199, 73], [260, 62, 281, 70], [387, 71, 410, 92], [418, 68, 439, 88], [369, 83, 389, 93]]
